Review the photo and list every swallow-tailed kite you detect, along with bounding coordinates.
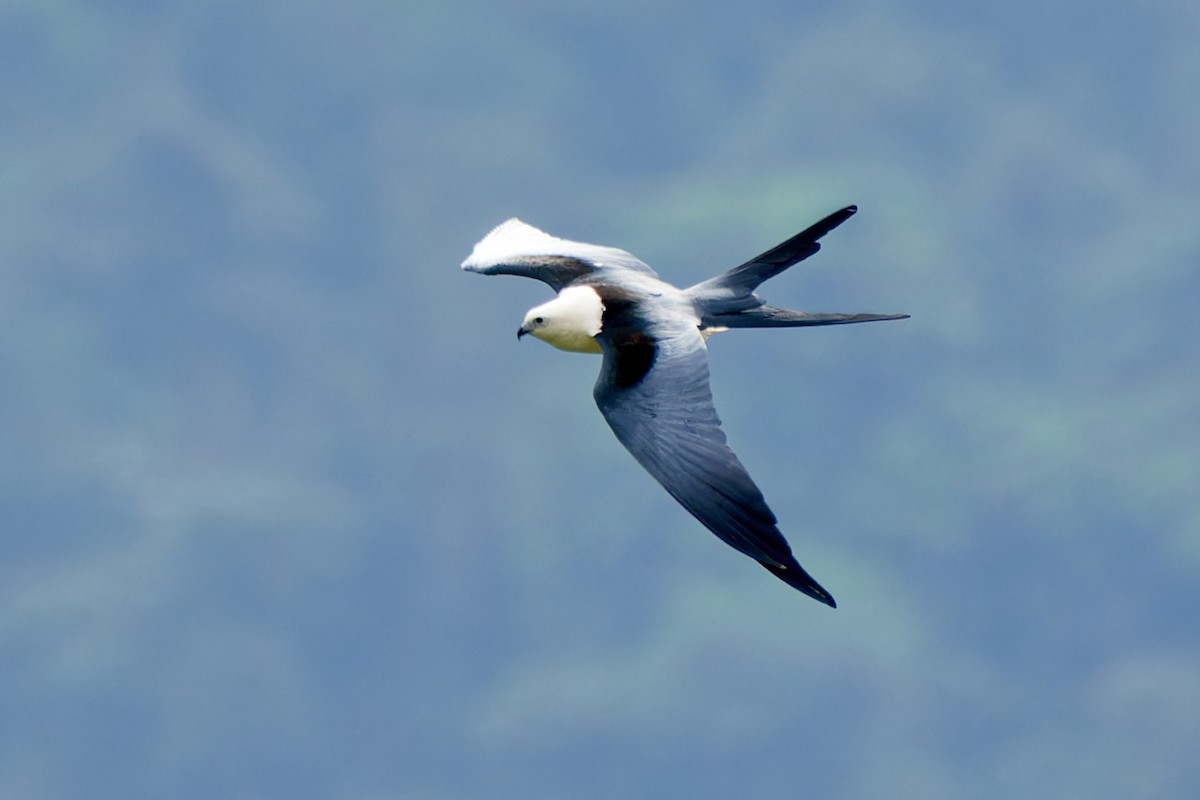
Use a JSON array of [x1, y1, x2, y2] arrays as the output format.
[[462, 205, 907, 606]]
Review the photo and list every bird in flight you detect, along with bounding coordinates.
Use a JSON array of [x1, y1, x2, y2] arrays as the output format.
[[462, 205, 907, 606]]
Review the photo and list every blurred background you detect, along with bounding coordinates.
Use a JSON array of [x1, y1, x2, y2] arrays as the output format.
[[2, 1, 1198, 797]]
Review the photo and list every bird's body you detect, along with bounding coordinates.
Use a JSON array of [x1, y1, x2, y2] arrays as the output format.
[[462, 205, 907, 607]]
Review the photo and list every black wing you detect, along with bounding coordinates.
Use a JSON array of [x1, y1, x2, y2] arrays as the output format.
[[690, 206, 859, 300], [592, 324, 836, 606]]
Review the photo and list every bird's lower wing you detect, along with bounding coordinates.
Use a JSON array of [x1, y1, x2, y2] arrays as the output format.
[[592, 326, 834, 604]]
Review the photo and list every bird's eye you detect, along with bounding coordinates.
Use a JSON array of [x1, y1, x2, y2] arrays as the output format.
[[534, 317, 544, 325]]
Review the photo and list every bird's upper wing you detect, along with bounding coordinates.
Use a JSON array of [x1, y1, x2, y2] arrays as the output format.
[[461, 218, 657, 292], [592, 320, 832, 603]]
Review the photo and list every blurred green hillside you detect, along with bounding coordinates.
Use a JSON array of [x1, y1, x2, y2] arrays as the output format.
[[2, 1, 1198, 798]]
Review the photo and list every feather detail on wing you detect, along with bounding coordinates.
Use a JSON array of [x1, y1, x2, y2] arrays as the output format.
[[461, 218, 658, 291], [592, 325, 835, 605]]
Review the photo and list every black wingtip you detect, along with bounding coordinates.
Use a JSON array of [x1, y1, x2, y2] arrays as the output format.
[[809, 205, 858, 240], [809, 586, 837, 609], [760, 560, 837, 608]]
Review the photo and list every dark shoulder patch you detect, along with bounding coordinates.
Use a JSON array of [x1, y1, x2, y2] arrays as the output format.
[[593, 284, 643, 332], [591, 283, 657, 389], [611, 333, 657, 388]]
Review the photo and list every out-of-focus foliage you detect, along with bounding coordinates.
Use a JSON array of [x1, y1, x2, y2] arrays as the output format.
[[2, 1, 1198, 798]]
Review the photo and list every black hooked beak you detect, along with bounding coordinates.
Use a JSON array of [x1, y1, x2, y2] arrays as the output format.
[[517, 325, 529, 340]]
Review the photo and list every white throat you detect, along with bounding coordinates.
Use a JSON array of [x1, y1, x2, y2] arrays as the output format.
[[524, 285, 604, 353]]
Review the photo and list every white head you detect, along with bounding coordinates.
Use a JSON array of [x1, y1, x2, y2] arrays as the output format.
[[517, 285, 604, 354]]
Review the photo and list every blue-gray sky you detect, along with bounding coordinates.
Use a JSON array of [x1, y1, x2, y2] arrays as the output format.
[[2, 1, 1198, 798]]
